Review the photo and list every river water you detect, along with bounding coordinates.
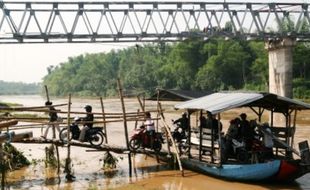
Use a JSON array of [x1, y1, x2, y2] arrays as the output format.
[[1, 95, 310, 190]]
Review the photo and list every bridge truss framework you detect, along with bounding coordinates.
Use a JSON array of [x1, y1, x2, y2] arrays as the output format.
[[1, 1, 310, 43]]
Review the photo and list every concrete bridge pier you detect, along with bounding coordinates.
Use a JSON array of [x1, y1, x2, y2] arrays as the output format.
[[265, 38, 296, 127], [265, 38, 296, 98]]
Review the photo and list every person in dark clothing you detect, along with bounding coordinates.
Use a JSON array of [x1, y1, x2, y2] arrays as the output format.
[[199, 115, 207, 129], [173, 112, 189, 132], [79, 105, 94, 142], [239, 113, 255, 150], [42, 101, 61, 139], [226, 118, 241, 141], [205, 111, 222, 140]]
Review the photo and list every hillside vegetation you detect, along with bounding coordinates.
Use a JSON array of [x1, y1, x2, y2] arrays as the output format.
[[0, 81, 40, 95], [42, 38, 310, 99]]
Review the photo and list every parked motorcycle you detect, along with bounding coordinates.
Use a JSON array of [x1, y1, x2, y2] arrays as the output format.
[[59, 117, 105, 146], [171, 122, 187, 143], [230, 139, 249, 163], [171, 122, 189, 154], [129, 126, 164, 152]]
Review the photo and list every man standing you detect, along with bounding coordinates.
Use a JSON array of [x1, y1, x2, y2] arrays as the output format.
[[205, 111, 222, 140], [42, 101, 61, 139]]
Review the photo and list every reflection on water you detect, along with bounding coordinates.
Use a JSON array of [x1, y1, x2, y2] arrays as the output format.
[[1, 95, 310, 190]]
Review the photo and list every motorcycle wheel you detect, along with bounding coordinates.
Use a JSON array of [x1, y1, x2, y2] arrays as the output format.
[[129, 139, 141, 150], [59, 128, 72, 143], [89, 131, 105, 146], [178, 142, 189, 154], [237, 149, 249, 163], [153, 141, 162, 152]]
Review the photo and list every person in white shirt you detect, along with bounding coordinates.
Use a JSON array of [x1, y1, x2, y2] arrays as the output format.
[[144, 112, 155, 148], [262, 123, 274, 160]]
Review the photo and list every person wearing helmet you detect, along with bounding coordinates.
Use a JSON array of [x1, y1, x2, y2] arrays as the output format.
[[173, 112, 189, 132], [78, 105, 94, 142]]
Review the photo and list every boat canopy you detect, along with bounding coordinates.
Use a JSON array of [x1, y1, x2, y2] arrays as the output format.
[[174, 91, 310, 114], [147, 88, 212, 101]]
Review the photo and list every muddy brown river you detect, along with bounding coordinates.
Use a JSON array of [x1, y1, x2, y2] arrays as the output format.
[[1, 95, 310, 190]]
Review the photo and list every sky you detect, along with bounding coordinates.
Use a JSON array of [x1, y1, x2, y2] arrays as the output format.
[[0, 43, 128, 83]]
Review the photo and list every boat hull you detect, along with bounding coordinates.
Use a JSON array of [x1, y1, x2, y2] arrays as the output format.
[[181, 158, 281, 181]]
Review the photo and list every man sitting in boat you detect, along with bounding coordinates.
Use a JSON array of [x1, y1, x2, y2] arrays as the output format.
[[261, 122, 274, 160], [224, 118, 242, 161], [226, 118, 240, 142], [205, 111, 222, 140], [239, 113, 256, 150]]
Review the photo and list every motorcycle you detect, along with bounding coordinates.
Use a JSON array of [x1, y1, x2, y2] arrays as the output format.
[[221, 138, 250, 163], [129, 125, 164, 152], [171, 122, 187, 143], [59, 117, 105, 146], [171, 122, 189, 154]]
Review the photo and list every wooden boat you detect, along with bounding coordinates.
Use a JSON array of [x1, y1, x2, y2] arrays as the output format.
[[174, 91, 310, 182]]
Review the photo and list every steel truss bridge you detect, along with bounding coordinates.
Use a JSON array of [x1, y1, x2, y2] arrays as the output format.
[[1, 1, 310, 43]]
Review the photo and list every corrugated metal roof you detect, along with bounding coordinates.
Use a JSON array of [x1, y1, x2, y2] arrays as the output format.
[[174, 91, 310, 114], [147, 88, 212, 101]]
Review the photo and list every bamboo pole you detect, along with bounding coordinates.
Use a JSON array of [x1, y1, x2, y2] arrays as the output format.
[[158, 102, 183, 176], [65, 94, 74, 181], [6, 113, 146, 122], [0, 103, 68, 111], [117, 78, 132, 177], [137, 95, 145, 113], [0, 143, 4, 190], [158, 103, 171, 156], [44, 85, 50, 102], [156, 89, 160, 132], [8, 117, 160, 129], [0, 107, 158, 116], [134, 109, 140, 129], [100, 97, 108, 144], [0, 120, 18, 129], [0, 131, 33, 143]]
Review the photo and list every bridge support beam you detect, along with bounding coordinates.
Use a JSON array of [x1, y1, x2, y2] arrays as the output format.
[[265, 38, 295, 98]]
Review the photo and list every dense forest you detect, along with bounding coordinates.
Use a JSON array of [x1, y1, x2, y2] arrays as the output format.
[[0, 80, 40, 95], [42, 38, 310, 99]]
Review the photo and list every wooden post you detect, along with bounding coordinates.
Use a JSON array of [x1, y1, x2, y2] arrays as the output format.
[[65, 94, 74, 181], [188, 111, 192, 158], [45, 85, 60, 174], [158, 103, 171, 155], [156, 89, 160, 132], [100, 97, 108, 144], [291, 110, 297, 147], [137, 95, 145, 113], [217, 113, 222, 165], [134, 109, 140, 129], [0, 131, 33, 143], [117, 79, 132, 177], [158, 103, 183, 176], [0, 143, 4, 190], [44, 85, 50, 102], [0, 120, 18, 129], [199, 111, 203, 161]]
